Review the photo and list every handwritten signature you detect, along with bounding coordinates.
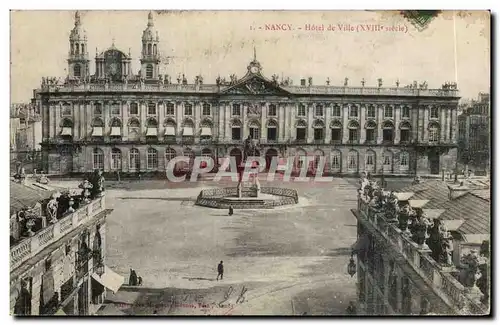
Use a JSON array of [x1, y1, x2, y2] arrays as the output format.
[[218, 285, 248, 307]]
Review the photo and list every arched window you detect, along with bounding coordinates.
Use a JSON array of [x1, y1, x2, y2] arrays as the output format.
[[296, 120, 307, 141], [295, 149, 307, 170], [111, 148, 122, 170], [365, 150, 376, 172], [313, 120, 325, 141], [231, 119, 242, 140], [92, 118, 104, 137], [400, 151, 410, 171], [249, 120, 260, 140], [75, 43, 80, 55], [110, 118, 122, 137], [348, 150, 358, 171], [81, 44, 85, 55], [146, 118, 158, 137], [147, 102, 157, 115], [165, 148, 176, 163], [383, 121, 395, 143], [146, 64, 153, 79], [129, 118, 140, 128], [200, 120, 212, 140], [70, 43, 74, 55], [60, 118, 73, 137], [367, 105, 376, 118], [267, 119, 278, 141], [349, 105, 358, 118], [184, 103, 193, 116], [73, 64, 81, 78], [330, 120, 342, 143], [428, 122, 440, 143], [153, 44, 157, 55], [315, 104, 324, 117], [129, 148, 140, 171], [331, 150, 341, 172], [147, 148, 158, 169], [365, 120, 377, 143], [348, 120, 360, 143], [384, 105, 393, 118], [313, 150, 324, 169], [92, 118, 104, 127], [92, 148, 104, 170], [147, 43, 152, 55]]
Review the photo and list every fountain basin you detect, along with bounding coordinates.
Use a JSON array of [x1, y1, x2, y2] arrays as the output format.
[[195, 187, 299, 209]]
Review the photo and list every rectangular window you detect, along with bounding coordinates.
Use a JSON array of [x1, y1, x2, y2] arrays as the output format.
[[348, 155, 357, 169], [401, 153, 409, 167], [249, 127, 260, 140], [129, 103, 139, 115], [383, 129, 394, 142], [184, 104, 193, 116], [297, 104, 306, 117], [384, 106, 393, 118], [430, 107, 439, 119], [401, 129, 411, 143], [202, 104, 211, 116], [268, 105, 277, 116], [166, 103, 175, 115], [331, 129, 341, 142], [232, 127, 241, 140], [267, 128, 277, 141], [111, 103, 121, 115], [349, 106, 358, 118], [332, 106, 341, 117], [147, 103, 157, 115], [315, 105, 324, 117], [331, 154, 340, 170], [314, 128, 323, 140], [366, 129, 375, 142], [232, 104, 241, 116], [367, 105, 376, 118], [402, 106, 410, 118], [296, 128, 306, 140], [366, 155, 374, 166], [349, 129, 358, 142], [429, 129, 439, 142]]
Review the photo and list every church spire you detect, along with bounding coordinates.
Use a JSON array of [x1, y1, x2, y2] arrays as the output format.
[[148, 11, 154, 27], [253, 46, 256, 62], [75, 10, 81, 26]]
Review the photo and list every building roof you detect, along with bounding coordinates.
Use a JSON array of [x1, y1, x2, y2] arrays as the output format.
[[399, 180, 490, 237], [10, 181, 56, 215]]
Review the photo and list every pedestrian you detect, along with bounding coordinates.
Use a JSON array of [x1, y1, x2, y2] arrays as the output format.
[[138, 276, 143, 286], [216, 261, 224, 281], [228, 205, 233, 216], [346, 301, 357, 315], [129, 268, 138, 286]]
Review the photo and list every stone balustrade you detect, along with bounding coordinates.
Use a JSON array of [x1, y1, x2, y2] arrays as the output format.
[[39, 82, 459, 97], [358, 198, 488, 315], [10, 196, 105, 271]]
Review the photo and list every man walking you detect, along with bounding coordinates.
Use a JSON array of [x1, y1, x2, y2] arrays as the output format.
[[216, 261, 224, 281]]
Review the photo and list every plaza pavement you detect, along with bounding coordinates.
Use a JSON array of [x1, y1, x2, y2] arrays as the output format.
[[52, 178, 361, 315]]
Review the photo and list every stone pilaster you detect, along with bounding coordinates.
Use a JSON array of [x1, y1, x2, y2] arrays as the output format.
[[139, 101, 147, 141], [423, 106, 429, 142], [325, 103, 332, 144], [394, 105, 401, 144], [194, 101, 201, 142], [158, 101, 165, 138], [360, 104, 366, 144], [55, 102, 61, 137], [176, 101, 182, 133], [122, 101, 129, 139], [451, 108, 458, 144], [440, 106, 446, 142], [261, 102, 268, 142], [225, 102, 231, 141], [377, 104, 383, 144], [342, 104, 349, 143], [307, 104, 314, 143], [73, 101, 79, 139]]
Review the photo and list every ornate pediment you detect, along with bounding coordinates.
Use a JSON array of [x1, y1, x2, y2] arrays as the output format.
[[221, 76, 290, 96]]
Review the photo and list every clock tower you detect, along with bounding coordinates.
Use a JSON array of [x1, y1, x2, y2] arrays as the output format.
[[247, 47, 262, 75], [68, 11, 90, 81], [140, 11, 161, 80]]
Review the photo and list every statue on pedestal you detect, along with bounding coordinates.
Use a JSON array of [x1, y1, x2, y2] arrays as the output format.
[[243, 135, 256, 162], [459, 250, 482, 290], [46, 192, 61, 224], [385, 191, 399, 223], [411, 209, 432, 249], [398, 204, 414, 234], [79, 179, 93, 203]]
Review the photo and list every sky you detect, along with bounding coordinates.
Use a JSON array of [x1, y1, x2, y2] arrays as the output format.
[[10, 10, 490, 103]]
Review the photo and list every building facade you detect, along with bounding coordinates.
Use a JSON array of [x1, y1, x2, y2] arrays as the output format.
[[35, 11, 460, 176], [351, 178, 490, 315], [457, 93, 490, 172], [10, 180, 120, 316]]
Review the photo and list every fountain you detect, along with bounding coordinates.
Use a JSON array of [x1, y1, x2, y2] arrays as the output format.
[[195, 135, 298, 209]]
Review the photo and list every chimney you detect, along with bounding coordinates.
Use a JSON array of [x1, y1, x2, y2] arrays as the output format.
[[300, 79, 306, 86]]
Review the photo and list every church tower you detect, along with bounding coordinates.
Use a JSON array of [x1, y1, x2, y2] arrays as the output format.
[[140, 11, 161, 80], [68, 11, 90, 80]]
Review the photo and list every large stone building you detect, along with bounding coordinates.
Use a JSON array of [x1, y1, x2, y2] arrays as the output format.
[[457, 93, 490, 173], [10, 179, 120, 315], [35, 11, 460, 176], [351, 178, 490, 315]]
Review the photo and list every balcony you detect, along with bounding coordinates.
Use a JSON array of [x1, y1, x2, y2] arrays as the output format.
[[330, 139, 342, 145], [346, 140, 360, 145], [355, 198, 488, 315], [364, 140, 377, 145], [10, 196, 107, 271]]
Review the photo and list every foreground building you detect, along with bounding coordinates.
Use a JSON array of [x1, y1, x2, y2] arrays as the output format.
[[35, 11, 460, 176], [10, 179, 120, 316], [457, 93, 490, 173], [351, 178, 490, 315]]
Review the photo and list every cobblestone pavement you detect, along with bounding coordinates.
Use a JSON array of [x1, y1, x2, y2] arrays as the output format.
[[55, 178, 361, 315]]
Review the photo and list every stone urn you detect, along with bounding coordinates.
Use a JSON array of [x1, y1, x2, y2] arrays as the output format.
[[67, 197, 75, 213], [26, 219, 36, 237]]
